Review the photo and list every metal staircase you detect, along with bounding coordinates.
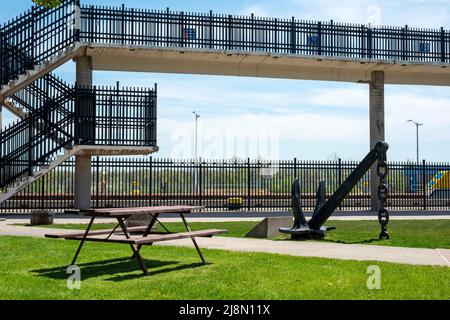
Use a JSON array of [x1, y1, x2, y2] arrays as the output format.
[[0, 0, 158, 207]]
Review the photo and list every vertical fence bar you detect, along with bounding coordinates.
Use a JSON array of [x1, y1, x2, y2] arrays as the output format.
[[318, 21, 322, 56], [199, 159, 202, 206], [422, 159, 427, 211], [95, 155, 99, 208], [149, 156, 153, 207], [247, 157, 251, 211], [290, 16, 296, 54], [209, 10, 213, 49]]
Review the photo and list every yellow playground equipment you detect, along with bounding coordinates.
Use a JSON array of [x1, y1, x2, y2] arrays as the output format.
[[427, 171, 450, 196]]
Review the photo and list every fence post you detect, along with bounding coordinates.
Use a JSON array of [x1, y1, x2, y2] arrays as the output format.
[[198, 159, 202, 206], [121, 4, 125, 45], [209, 10, 213, 49], [247, 157, 251, 211], [30, 6, 35, 68], [28, 118, 33, 177], [441, 27, 446, 63], [89, 5, 94, 43], [290, 16, 296, 54], [166, 7, 170, 46], [95, 156, 99, 208], [338, 158, 342, 210], [251, 13, 255, 51], [361, 24, 365, 58], [294, 157, 298, 178], [180, 11, 184, 48], [228, 15, 233, 50], [317, 21, 322, 56], [368, 26, 373, 59], [149, 156, 153, 206], [402, 25, 408, 61], [0, 30, 3, 84], [40, 174, 45, 209], [422, 159, 427, 210]]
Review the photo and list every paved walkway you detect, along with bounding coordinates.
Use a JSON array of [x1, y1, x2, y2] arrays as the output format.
[[2, 214, 450, 225], [0, 220, 448, 267]]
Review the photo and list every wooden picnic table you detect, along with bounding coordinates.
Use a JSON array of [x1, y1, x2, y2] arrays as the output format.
[[45, 206, 227, 275]]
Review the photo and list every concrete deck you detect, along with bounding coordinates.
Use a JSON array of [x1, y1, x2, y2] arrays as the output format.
[[0, 219, 448, 267]]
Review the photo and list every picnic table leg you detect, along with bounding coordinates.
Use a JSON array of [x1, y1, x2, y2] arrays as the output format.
[[70, 216, 95, 266], [117, 218, 149, 275], [179, 212, 206, 265], [133, 213, 159, 257]]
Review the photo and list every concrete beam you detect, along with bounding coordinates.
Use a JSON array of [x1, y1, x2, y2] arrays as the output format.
[[369, 71, 385, 212], [85, 45, 450, 86]]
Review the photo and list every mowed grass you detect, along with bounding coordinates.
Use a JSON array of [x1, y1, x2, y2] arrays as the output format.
[[35, 219, 450, 249], [0, 235, 448, 300]]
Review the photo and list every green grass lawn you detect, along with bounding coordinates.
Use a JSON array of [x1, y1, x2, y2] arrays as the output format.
[[35, 219, 450, 249], [0, 235, 448, 300]]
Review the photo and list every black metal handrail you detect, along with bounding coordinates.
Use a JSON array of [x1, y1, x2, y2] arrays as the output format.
[[0, 104, 75, 189], [79, 5, 450, 64], [0, 0, 78, 85], [11, 74, 73, 114]]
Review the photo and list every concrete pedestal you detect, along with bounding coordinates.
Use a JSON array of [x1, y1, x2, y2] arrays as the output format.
[[245, 217, 293, 238]]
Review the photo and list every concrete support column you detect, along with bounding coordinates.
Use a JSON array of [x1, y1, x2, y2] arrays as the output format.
[[369, 71, 385, 212], [74, 155, 92, 210], [74, 56, 93, 210], [75, 56, 93, 87]]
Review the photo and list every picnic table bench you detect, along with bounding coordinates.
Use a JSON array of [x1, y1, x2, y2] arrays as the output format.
[[45, 206, 227, 275]]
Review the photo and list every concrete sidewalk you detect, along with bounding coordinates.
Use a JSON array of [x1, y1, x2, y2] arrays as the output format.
[[2, 214, 450, 225], [0, 220, 448, 267]]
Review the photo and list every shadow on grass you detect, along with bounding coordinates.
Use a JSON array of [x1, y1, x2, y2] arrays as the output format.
[[32, 257, 206, 282]]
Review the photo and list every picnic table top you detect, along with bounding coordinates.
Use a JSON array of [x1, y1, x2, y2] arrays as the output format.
[[80, 205, 205, 217]]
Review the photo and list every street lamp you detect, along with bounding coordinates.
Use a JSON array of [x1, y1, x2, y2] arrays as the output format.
[[407, 120, 423, 163], [192, 111, 200, 160]]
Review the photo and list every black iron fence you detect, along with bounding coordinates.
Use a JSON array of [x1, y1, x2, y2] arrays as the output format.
[[1, 157, 449, 213], [80, 4, 450, 63]]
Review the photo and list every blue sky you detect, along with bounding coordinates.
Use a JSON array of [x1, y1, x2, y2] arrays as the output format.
[[2, 0, 450, 161]]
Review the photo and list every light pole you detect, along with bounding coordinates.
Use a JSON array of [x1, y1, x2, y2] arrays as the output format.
[[407, 120, 423, 163], [193, 111, 200, 160]]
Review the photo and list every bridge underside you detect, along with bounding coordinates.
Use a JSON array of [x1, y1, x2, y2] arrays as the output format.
[[84, 44, 450, 86]]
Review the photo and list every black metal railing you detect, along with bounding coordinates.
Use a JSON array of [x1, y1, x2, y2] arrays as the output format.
[[11, 73, 73, 114], [0, 103, 75, 189], [2, 2, 450, 87], [79, 5, 450, 63], [74, 84, 157, 146], [0, 0, 78, 85], [1, 157, 449, 212], [1, 79, 157, 188]]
